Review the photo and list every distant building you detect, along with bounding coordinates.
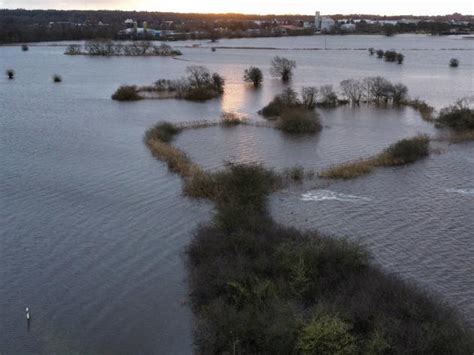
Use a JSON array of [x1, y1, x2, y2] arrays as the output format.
[[315, 11, 335, 32], [118, 22, 162, 39], [340, 23, 356, 32]]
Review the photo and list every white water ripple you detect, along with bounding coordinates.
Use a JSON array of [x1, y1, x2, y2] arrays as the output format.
[[446, 188, 474, 195], [301, 190, 372, 203]]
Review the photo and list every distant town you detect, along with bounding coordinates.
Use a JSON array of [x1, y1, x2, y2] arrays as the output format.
[[1, 9, 473, 43]]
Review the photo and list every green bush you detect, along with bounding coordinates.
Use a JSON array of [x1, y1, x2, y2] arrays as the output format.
[[437, 100, 474, 130], [260, 88, 302, 118], [277, 108, 322, 134], [380, 135, 430, 165], [298, 314, 358, 354], [111, 85, 142, 101]]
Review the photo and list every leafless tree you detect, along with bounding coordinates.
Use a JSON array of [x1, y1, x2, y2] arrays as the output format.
[[270, 56, 296, 82]]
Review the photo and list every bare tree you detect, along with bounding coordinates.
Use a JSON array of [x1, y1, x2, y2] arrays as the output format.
[[340, 79, 364, 104], [302, 87, 318, 109], [319, 85, 338, 107], [186, 66, 212, 88], [270, 56, 296, 82]]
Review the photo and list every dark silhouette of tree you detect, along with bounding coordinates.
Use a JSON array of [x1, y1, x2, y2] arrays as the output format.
[[243, 67, 263, 87]]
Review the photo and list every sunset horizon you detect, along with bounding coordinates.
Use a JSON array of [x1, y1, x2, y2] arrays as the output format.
[[1, 0, 473, 16]]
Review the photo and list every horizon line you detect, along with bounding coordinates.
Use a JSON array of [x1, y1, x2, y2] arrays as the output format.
[[1, 8, 472, 17]]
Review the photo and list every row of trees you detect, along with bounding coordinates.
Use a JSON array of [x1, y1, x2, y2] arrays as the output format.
[[65, 40, 182, 56], [340, 77, 408, 104], [369, 48, 404, 64]]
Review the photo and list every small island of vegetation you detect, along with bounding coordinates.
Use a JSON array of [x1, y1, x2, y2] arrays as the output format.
[[112, 66, 225, 102], [142, 119, 474, 354]]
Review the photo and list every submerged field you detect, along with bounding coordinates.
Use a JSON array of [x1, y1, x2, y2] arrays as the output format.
[[1, 34, 473, 353]]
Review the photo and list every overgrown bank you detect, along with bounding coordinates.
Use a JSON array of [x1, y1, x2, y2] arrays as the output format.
[[144, 121, 474, 354], [320, 135, 431, 180]]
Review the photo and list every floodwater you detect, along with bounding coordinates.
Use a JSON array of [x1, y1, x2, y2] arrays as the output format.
[[1, 34, 473, 353]]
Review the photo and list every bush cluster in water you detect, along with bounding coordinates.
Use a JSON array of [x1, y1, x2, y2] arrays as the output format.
[[370, 48, 404, 64], [112, 66, 225, 102], [437, 100, 474, 130], [65, 40, 182, 56]]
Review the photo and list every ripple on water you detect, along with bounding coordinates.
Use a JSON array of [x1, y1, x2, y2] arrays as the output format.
[[445, 188, 474, 195], [301, 190, 372, 203]]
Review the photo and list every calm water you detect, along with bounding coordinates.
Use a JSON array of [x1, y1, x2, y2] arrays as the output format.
[[1, 34, 473, 353]]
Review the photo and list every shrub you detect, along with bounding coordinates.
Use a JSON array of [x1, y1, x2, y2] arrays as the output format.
[[220, 112, 246, 127], [260, 88, 301, 118], [396, 53, 404, 64], [277, 108, 322, 134], [111, 85, 142, 101], [21, 44, 29, 51], [6, 69, 15, 80], [378, 134, 430, 165], [52, 74, 62, 83], [449, 58, 459, 68], [243, 66, 263, 87], [184, 87, 218, 101], [298, 314, 358, 354], [319, 159, 375, 180], [376, 49, 384, 58], [384, 50, 398, 62], [145, 122, 181, 143], [65, 44, 81, 55], [437, 100, 474, 130], [270, 56, 296, 82], [391, 83, 408, 104], [368, 48, 375, 55]]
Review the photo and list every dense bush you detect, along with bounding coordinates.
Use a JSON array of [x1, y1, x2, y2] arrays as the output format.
[[380, 134, 430, 165], [6, 69, 15, 79], [277, 108, 322, 134], [260, 88, 301, 117], [21, 44, 28, 51], [376, 49, 384, 58], [145, 122, 181, 143], [437, 100, 474, 130], [111, 85, 142, 101], [243, 66, 263, 87], [270, 56, 296, 82], [321, 135, 431, 179], [52, 74, 62, 83], [187, 204, 473, 354], [450, 58, 459, 68], [396, 53, 404, 64]]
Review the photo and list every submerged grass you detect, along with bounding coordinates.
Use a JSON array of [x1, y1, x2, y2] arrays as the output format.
[[402, 99, 435, 122], [320, 135, 430, 179]]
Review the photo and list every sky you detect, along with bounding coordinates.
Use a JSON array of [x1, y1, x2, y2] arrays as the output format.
[[1, 0, 473, 15]]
